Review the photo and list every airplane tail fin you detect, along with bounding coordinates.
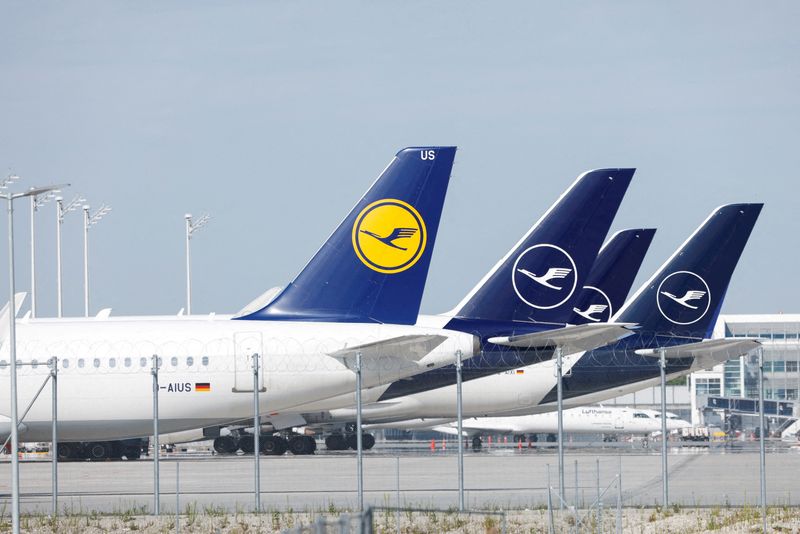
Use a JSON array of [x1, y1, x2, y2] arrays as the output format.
[[614, 204, 762, 339], [239, 147, 456, 324], [568, 228, 656, 324], [449, 168, 634, 324]]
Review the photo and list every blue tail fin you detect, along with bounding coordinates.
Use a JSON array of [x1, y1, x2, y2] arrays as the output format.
[[615, 204, 762, 338], [449, 168, 634, 324], [239, 147, 456, 324], [569, 228, 656, 324]]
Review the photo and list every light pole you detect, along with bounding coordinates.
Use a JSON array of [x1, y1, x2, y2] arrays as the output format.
[[82, 204, 111, 317], [55, 194, 85, 317], [555, 346, 565, 509], [184, 213, 210, 315], [29, 188, 58, 318], [1, 179, 67, 534]]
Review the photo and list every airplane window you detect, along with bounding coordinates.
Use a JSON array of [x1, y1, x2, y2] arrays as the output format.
[[158, 357, 163, 368], [109, 358, 116, 368], [93, 358, 100, 368], [63, 359, 69, 369], [202, 356, 209, 366], [124, 357, 131, 368], [32, 359, 39, 369], [187, 357, 194, 367], [140, 357, 147, 367], [171, 357, 178, 367], [78, 359, 85, 368]]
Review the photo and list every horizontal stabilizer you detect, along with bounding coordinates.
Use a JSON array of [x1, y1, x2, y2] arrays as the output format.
[[488, 322, 635, 354], [635, 338, 761, 364], [329, 334, 448, 370]]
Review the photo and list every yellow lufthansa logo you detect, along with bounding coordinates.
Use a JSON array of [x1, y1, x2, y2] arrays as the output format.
[[352, 199, 427, 274]]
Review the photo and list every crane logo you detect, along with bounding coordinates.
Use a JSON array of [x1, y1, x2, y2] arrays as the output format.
[[352, 198, 426, 274], [573, 286, 613, 323], [512, 244, 577, 309], [656, 271, 711, 325]]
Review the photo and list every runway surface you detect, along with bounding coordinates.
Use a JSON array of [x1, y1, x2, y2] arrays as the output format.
[[2, 443, 799, 514]]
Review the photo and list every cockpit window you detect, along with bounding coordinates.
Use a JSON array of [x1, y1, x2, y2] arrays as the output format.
[[633, 413, 650, 418]]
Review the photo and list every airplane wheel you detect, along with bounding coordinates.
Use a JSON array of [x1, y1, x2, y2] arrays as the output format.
[[362, 434, 375, 450], [260, 435, 284, 455], [87, 442, 112, 461], [274, 436, 288, 455], [472, 436, 483, 450], [123, 446, 141, 460], [288, 435, 315, 455], [214, 436, 238, 454], [57, 442, 76, 461], [530, 434, 539, 443], [239, 435, 255, 454], [325, 433, 347, 451], [546, 433, 557, 443]]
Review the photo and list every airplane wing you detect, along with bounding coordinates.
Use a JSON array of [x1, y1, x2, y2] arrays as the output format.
[[329, 334, 448, 370], [487, 322, 635, 355], [635, 338, 761, 370]]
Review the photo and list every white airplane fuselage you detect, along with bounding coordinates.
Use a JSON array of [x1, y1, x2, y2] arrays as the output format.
[[0, 316, 475, 442], [436, 407, 691, 436]]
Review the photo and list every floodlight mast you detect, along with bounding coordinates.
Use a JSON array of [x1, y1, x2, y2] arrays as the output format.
[[1, 180, 68, 534], [55, 194, 85, 317], [184, 213, 210, 315], [83, 204, 112, 317], [29, 187, 58, 318]]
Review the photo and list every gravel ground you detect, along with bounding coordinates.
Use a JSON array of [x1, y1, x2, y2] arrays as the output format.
[[2, 506, 800, 533]]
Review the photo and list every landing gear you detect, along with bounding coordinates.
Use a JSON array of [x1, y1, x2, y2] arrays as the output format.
[[325, 433, 348, 451], [546, 433, 557, 443], [86, 441, 112, 461], [239, 435, 255, 454], [57, 442, 77, 460], [288, 435, 317, 455], [472, 436, 483, 450], [213, 435, 239, 454], [345, 433, 375, 450], [260, 435, 288, 455]]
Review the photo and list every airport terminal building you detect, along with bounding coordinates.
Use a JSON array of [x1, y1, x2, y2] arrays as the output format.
[[610, 314, 800, 436]]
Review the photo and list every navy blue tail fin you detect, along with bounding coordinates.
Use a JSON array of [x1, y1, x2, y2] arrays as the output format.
[[569, 228, 656, 324], [240, 147, 456, 324], [450, 168, 634, 324], [615, 204, 763, 339]]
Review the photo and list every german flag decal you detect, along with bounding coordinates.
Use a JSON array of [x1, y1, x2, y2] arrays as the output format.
[[515, 369, 525, 375], [195, 382, 211, 392]]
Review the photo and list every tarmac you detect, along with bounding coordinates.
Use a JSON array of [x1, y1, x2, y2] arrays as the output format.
[[1, 442, 799, 514]]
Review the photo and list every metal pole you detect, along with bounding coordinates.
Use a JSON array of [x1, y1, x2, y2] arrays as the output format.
[[152, 354, 160, 515], [456, 349, 464, 511], [253, 352, 261, 513], [29, 196, 36, 318], [7, 196, 21, 534], [185, 215, 191, 315], [574, 459, 579, 510], [356, 351, 363, 512], [83, 206, 89, 317], [175, 461, 180, 534], [758, 346, 767, 533], [395, 456, 400, 534], [596, 457, 602, 534], [616, 456, 622, 534], [56, 199, 63, 318], [556, 346, 565, 510], [546, 464, 555, 534], [659, 348, 668, 507], [51, 356, 58, 517]]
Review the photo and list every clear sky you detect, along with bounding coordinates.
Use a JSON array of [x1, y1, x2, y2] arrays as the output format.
[[1, 2, 798, 318]]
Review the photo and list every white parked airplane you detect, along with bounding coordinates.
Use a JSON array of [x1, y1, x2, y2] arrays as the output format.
[[373, 406, 691, 447], [0, 147, 483, 458]]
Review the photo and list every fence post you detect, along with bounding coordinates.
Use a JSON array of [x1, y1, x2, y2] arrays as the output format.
[[151, 354, 160, 516]]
